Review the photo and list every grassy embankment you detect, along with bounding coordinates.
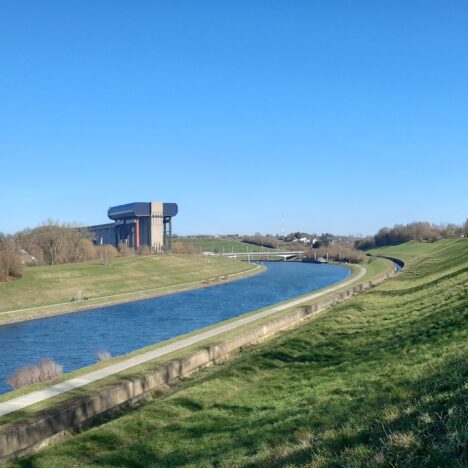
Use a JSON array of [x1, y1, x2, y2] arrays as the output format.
[[12, 239, 467, 466], [0, 257, 380, 423], [0, 257, 369, 413], [368, 241, 448, 263], [178, 238, 276, 253], [0, 255, 260, 324]]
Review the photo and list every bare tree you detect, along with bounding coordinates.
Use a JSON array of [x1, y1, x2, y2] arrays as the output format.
[[307, 245, 365, 263], [0, 237, 24, 280], [66, 226, 93, 262], [15, 221, 95, 265], [34, 220, 68, 265]]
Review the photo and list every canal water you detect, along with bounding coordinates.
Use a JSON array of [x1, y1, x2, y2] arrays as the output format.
[[0, 262, 350, 394]]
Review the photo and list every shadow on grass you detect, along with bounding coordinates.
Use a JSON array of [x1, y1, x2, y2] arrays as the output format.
[[262, 353, 468, 467], [11, 264, 468, 467], [56, 351, 466, 467]]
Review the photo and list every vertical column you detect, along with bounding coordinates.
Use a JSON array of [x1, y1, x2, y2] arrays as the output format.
[[162, 217, 173, 251], [168, 218, 172, 249], [150, 202, 164, 252], [135, 218, 140, 249]]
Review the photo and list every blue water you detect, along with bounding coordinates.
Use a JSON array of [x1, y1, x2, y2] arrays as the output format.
[[0, 262, 350, 394]]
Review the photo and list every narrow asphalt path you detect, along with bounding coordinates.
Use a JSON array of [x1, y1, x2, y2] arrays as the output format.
[[0, 265, 366, 417]]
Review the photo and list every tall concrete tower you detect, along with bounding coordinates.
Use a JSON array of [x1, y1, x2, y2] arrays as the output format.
[[150, 201, 164, 252], [88, 201, 178, 251], [150, 202, 178, 252]]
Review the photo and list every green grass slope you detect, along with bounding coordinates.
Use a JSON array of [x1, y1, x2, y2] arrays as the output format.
[[179, 238, 275, 253], [0, 255, 253, 313], [368, 239, 461, 264], [14, 239, 468, 467]]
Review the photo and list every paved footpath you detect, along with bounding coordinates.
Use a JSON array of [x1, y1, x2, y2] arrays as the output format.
[[0, 266, 366, 417]]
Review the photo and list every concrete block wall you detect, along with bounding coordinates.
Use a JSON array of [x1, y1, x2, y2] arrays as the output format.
[[0, 267, 395, 461]]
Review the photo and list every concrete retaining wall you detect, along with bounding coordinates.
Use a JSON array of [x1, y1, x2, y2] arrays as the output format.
[[0, 267, 395, 461]]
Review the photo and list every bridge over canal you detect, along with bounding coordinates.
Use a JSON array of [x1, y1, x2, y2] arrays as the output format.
[[221, 251, 304, 261]]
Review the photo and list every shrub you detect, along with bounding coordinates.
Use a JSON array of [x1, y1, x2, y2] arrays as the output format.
[[95, 350, 112, 362], [307, 245, 366, 263], [139, 245, 151, 256], [38, 359, 63, 381], [77, 238, 96, 261], [0, 237, 24, 281], [354, 236, 376, 250], [118, 242, 135, 257], [96, 245, 117, 266], [7, 359, 63, 390]]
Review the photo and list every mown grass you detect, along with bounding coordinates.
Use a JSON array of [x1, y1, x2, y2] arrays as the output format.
[[179, 238, 275, 253], [0, 255, 254, 314], [368, 240, 450, 264], [12, 239, 467, 467]]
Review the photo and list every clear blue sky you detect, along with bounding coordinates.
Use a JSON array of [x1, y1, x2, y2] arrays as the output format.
[[1, 1, 467, 236]]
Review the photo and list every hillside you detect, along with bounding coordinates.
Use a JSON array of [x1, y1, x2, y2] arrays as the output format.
[[0, 255, 257, 319], [368, 240, 459, 264], [177, 238, 275, 253], [13, 239, 468, 467]]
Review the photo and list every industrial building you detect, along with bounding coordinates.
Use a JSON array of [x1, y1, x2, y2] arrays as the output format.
[[88, 201, 178, 252]]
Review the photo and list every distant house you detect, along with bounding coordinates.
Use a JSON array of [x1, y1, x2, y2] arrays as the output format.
[[19, 249, 36, 265], [292, 236, 318, 245]]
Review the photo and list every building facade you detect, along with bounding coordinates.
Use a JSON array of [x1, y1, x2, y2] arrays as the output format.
[[88, 201, 178, 252]]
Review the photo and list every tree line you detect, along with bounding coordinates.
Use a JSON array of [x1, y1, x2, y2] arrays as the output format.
[[1, 221, 126, 281], [14, 220, 97, 265], [241, 236, 280, 249], [305, 245, 366, 264], [355, 220, 468, 250], [0, 236, 24, 280]]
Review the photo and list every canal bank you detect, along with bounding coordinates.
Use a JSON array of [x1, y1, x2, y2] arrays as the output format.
[[0, 258, 397, 460], [0, 262, 351, 395], [0, 259, 263, 326]]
